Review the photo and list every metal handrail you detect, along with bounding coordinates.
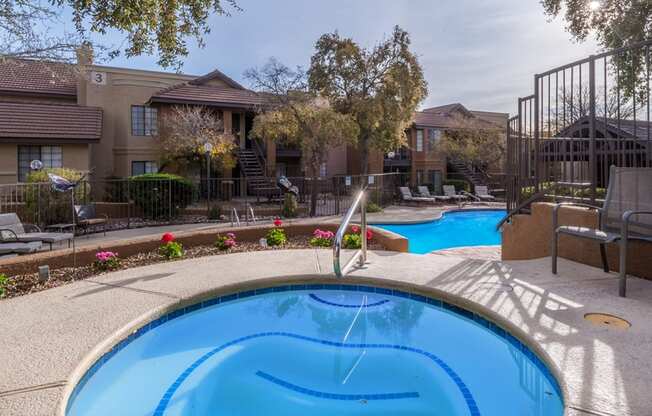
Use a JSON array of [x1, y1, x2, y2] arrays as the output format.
[[333, 188, 367, 278], [230, 207, 240, 227]]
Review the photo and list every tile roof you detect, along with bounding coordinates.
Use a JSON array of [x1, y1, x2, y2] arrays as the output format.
[[0, 59, 77, 96], [415, 103, 503, 129], [150, 84, 265, 108], [0, 102, 102, 142]]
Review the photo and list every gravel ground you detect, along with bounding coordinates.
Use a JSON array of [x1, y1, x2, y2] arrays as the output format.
[[1, 236, 383, 300]]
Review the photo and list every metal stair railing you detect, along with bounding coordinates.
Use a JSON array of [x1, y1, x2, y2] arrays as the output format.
[[333, 188, 367, 278]]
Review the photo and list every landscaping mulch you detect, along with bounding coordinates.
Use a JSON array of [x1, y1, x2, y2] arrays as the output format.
[[1, 236, 383, 300]]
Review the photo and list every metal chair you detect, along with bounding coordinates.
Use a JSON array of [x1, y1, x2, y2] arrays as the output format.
[[552, 166, 652, 297]]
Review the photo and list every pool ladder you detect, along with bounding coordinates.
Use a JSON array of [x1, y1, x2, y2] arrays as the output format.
[[333, 188, 368, 277]]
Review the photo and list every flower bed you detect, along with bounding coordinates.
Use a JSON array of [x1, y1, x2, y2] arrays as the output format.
[[1, 235, 383, 300]]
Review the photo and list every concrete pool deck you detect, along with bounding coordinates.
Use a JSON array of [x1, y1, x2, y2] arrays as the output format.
[[1, 249, 650, 416]]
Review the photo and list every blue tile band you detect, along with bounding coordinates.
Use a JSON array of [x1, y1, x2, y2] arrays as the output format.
[[309, 293, 390, 308], [67, 283, 562, 415], [255, 370, 419, 401], [152, 332, 473, 415]]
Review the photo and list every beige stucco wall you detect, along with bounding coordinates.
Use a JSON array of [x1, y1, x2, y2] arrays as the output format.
[[502, 202, 652, 280], [79, 65, 195, 178], [0, 143, 90, 184]]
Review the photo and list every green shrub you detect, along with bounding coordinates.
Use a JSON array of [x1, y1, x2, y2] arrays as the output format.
[[93, 251, 120, 272], [215, 233, 237, 250], [129, 173, 195, 219], [310, 229, 334, 247], [282, 193, 298, 218], [366, 201, 383, 213], [266, 227, 287, 246], [520, 182, 606, 201], [208, 206, 222, 220], [342, 233, 362, 249], [443, 179, 471, 193], [159, 241, 184, 259], [25, 168, 89, 225], [0, 273, 7, 298]]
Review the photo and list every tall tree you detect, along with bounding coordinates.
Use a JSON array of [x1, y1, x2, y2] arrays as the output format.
[[437, 115, 505, 176], [0, 0, 240, 67], [308, 26, 427, 174], [247, 59, 359, 216], [159, 105, 237, 172], [541, 0, 649, 98]]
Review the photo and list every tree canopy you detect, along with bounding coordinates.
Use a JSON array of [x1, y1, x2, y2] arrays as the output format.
[[437, 116, 504, 174], [159, 105, 236, 172], [247, 58, 359, 215], [0, 0, 239, 67], [308, 26, 427, 174]]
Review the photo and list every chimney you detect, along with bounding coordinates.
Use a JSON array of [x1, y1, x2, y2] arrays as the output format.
[[76, 42, 94, 65]]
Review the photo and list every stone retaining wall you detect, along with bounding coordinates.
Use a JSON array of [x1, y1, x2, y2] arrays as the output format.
[[0, 223, 408, 276]]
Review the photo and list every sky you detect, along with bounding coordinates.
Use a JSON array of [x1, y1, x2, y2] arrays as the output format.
[[85, 0, 599, 116]]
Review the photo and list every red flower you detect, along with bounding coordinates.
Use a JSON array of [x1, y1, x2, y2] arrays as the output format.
[[351, 225, 360, 234], [161, 233, 175, 243], [273, 218, 283, 227], [366, 229, 373, 240]]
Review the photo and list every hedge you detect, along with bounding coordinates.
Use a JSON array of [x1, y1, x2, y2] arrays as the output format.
[[129, 173, 195, 219]]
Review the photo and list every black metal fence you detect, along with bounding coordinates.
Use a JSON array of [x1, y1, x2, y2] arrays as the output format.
[[506, 40, 652, 210], [0, 173, 408, 230]]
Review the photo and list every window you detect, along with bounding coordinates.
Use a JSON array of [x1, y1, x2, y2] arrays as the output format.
[[319, 162, 327, 178], [131, 161, 158, 176], [17, 145, 62, 182], [416, 169, 424, 185], [416, 130, 424, 152], [131, 106, 158, 136], [428, 129, 441, 151]]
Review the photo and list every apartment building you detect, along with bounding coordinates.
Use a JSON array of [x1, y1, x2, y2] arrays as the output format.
[[0, 55, 507, 191]]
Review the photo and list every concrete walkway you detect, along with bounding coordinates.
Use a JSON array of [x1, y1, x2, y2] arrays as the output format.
[[0, 249, 650, 416]]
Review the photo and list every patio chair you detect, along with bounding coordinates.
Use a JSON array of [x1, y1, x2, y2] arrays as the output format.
[[417, 186, 452, 203], [474, 186, 496, 201], [0, 213, 73, 250], [399, 187, 435, 204], [552, 166, 652, 297], [443, 185, 467, 202], [74, 204, 108, 235]]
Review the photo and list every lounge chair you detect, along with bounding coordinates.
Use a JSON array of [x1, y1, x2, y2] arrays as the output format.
[[0, 213, 73, 250], [552, 166, 652, 297], [399, 187, 435, 204], [0, 241, 42, 255], [417, 186, 452, 203], [75, 204, 108, 235], [474, 186, 496, 201], [443, 185, 467, 202]]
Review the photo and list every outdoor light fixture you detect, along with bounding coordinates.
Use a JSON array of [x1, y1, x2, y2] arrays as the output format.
[[589, 0, 601, 11]]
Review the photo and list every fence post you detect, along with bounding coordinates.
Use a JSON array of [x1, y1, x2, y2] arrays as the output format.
[[168, 178, 172, 221], [589, 55, 597, 202], [533, 75, 540, 192], [126, 179, 131, 229]]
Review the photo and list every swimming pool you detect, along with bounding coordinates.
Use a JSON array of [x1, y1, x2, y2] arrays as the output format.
[[66, 284, 562, 416], [375, 209, 506, 254]]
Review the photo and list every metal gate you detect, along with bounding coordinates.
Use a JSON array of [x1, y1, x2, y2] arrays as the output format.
[[506, 40, 652, 210]]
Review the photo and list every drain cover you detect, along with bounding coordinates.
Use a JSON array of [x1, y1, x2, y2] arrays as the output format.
[[584, 313, 631, 330]]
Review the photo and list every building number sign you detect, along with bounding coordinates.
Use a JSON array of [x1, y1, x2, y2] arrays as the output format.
[[90, 71, 107, 85]]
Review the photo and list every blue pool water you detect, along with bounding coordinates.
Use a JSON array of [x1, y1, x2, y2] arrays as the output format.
[[66, 285, 563, 416], [375, 209, 506, 254]]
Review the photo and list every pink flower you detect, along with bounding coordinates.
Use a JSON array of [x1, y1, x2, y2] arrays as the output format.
[[226, 232, 236, 240], [161, 233, 175, 243], [366, 229, 373, 240], [225, 239, 236, 248], [273, 218, 283, 227], [95, 251, 117, 262], [351, 225, 360, 234]]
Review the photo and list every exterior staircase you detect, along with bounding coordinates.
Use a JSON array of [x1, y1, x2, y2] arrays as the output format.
[[448, 159, 488, 187], [236, 149, 281, 201]]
